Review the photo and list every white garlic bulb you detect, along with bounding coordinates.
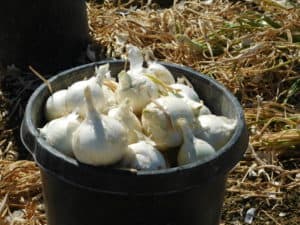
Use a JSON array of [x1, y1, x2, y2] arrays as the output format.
[[120, 141, 167, 170], [108, 99, 142, 144], [116, 70, 159, 115], [45, 89, 68, 121], [72, 87, 128, 166], [65, 65, 108, 117], [195, 114, 237, 149], [141, 96, 196, 150], [126, 44, 146, 76], [170, 83, 199, 101], [177, 118, 215, 166], [39, 113, 80, 157], [147, 61, 175, 85], [102, 85, 117, 113]]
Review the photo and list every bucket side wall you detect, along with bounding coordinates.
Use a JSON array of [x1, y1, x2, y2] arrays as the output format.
[[41, 170, 227, 225]]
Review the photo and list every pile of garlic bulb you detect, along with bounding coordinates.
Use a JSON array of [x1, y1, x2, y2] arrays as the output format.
[[40, 45, 236, 170]]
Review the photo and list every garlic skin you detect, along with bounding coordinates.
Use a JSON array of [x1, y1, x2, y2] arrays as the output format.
[[141, 96, 195, 150], [39, 113, 80, 157], [170, 83, 199, 101], [195, 114, 237, 150], [177, 118, 215, 166], [97, 64, 118, 113], [45, 89, 68, 121], [65, 65, 107, 117], [199, 104, 212, 115], [102, 85, 117, 113], [169, 83, 211, 116], [120, 141, 167, 170], [116, 71, 159, 115], [108, 99, 142, 144], [126, 44, 146, 76], [72, 87, 128, 166], [147, 62, 175, 85]]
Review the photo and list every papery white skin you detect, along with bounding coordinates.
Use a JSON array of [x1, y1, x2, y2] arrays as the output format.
[[147, 62, 175, 85], [170, 83, 199, 101], [126, 44, 147, 75], [108, 99, 142, 144], [116, 70, 159, 115], [176, 118, 215, 166], [95, 63, 110, 79], [72, 87, 128, 166], [45, 89, 68, 121], [141, 96, 196, 150], [66, 79, 104, 117], [169, 83, 211, 116], [102, 85, 117, 113], [65, 64, 110, 117], [39, 113, 80, 157], [195, 114, 237, 150], [97, 64, 118, 112], [120, 141, 167, 170]]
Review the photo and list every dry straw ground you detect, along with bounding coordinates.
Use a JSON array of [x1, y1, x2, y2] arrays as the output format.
[[0, 0, 299, 224]]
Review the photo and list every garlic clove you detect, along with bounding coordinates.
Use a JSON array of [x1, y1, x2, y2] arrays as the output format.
[[45, 89, 68, 121], [72, 87, 128, 166], [176, 118, 215, 166], [147, 62, 175, 85], [39, 113, 80, 157], [120, 141, 167, 170], [108, 99, 142, 144], [195, 114, 237, 150]]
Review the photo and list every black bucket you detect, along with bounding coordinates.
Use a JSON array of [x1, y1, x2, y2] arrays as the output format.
[[21, 60, 249, 225], [0, 0, 89, 73]]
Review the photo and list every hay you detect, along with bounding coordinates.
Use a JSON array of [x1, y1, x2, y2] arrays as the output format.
[[0, 160, 44, 225], [0, 0, 300, 224]]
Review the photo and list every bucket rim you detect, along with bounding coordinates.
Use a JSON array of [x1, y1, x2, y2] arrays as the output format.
[[21, 59, 249, 192]]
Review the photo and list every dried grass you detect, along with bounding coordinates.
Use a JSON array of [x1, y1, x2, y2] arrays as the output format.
[[0, 0, 300, 224]]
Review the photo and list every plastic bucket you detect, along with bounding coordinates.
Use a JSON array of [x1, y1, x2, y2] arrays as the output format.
[[0, 0, 89, 73], [21, 60, 249, 225]]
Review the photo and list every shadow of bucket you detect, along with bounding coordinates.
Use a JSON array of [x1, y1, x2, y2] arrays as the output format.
[[21, 60, 249, 225], [0, 0, 89, 74]]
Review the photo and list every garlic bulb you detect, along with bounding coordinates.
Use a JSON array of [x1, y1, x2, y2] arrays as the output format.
[[72, 87, 128, 166], [65, 65, 106, 117], [102, 85, 117, 113], [45, 89, 68, 121], [120, 141, 167, 170], [95, 63, 110, 79], [147, 62, 175, 85], [177, 118, 215, 166], [39, 113, 80, 157], [168, 83, 211, 116], [108, 99, 142, 144], [116, 70, 159, 115], [195, 114, 237, 149], [126, 44, 146, 76], [141, 96, 196, 150], [170, 83, 199, 101]]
